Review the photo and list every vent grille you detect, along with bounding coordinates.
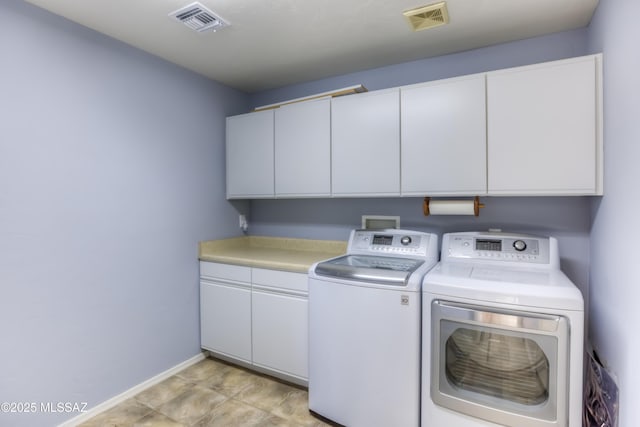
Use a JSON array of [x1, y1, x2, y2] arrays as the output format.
[[169, 2, 229, 33], [403, 2, 450, 32]]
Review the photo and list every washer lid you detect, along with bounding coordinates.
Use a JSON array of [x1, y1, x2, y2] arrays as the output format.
[[314, 255, 424, 286]]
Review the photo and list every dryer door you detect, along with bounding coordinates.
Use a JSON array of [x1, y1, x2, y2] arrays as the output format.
[[431, 300, 570, 427]]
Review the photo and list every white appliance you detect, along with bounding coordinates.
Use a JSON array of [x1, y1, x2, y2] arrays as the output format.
[[308, 229, 439, 427], [422, 231, 584, 427]]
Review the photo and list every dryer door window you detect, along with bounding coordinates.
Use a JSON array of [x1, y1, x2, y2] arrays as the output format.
[[431, 300, 570, 427], [445, 328, 550, 405]]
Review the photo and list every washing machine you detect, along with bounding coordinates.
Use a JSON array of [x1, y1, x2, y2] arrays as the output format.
[[308, 229, 439, 427], [422, 231, 584, 427]]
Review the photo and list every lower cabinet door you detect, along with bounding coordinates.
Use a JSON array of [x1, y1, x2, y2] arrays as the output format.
[[252, 289, 308, 379], [200, 280, 252, 363]]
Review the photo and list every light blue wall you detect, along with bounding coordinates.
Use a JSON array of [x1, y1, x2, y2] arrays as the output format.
[[250, 28, 588, 107], [249, 197, 591, 290], [0, 1, 248, 426], [248, 29, 593, 299], [587, 1, 640, 425]]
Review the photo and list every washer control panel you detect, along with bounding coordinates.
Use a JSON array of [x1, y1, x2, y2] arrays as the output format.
[[444, 232, 551, 264], [348, 229, 431, 258]]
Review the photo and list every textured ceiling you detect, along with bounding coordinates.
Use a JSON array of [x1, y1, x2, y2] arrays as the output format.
[[25, 0, 599, 93]]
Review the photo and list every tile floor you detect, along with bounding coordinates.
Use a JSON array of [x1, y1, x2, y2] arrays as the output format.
[[79, 357, 332, 427]]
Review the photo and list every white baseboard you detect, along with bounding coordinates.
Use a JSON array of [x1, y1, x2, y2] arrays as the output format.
[[58, 352, 207, 427]]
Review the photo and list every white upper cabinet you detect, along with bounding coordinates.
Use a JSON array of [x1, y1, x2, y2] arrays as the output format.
[[275, 98, 331, 197], [487, 54, 603, 195], [225, 54, 603, 199], [226, 110, 274, 198], [331, 89, 400, 196], [401, 75, 487, 196]]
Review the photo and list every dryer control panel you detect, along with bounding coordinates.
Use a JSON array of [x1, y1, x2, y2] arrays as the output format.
[[443, 232, 554, 265]]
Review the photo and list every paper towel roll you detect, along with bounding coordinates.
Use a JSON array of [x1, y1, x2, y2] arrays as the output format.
[[423, 197, 484, 216]]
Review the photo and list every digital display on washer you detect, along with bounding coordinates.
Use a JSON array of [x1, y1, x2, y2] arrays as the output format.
[[372, 235, 393, 246], [475, 239, 502, 251]]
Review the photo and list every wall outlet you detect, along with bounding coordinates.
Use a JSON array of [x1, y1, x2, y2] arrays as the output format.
[[239, 214, 248, 232]]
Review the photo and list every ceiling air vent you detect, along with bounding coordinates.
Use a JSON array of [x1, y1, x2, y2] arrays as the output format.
[[403, 2, 449, 32], [169, 2, 229, 33]]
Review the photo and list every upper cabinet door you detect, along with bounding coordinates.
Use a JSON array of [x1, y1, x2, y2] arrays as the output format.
[[226, 110, 274, 199], [487, 55, 602, 195], [275, 98, 331, 197], [401, 75, 487, 196], [331, 89, 400, 196]]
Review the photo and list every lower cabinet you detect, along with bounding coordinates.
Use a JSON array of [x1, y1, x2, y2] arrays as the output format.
[[200, 262, 252, 363], [199, 261, 309, 385], [252, 288, 308, 379], [200, 279, 252, 363]]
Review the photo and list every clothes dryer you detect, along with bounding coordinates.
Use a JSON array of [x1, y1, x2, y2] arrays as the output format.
[[422, 231, 584, 427]]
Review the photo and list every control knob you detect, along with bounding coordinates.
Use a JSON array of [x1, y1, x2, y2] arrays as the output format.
[[513, 240, 527, 252], [400, 236, 412, 246]]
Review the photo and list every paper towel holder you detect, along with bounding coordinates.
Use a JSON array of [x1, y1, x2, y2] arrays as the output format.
[[423, 196, 485, 217]]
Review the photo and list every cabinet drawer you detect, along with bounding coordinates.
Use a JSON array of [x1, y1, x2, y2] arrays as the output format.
[[200, 261, 251, 283], [252, 268, 308, 293]]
